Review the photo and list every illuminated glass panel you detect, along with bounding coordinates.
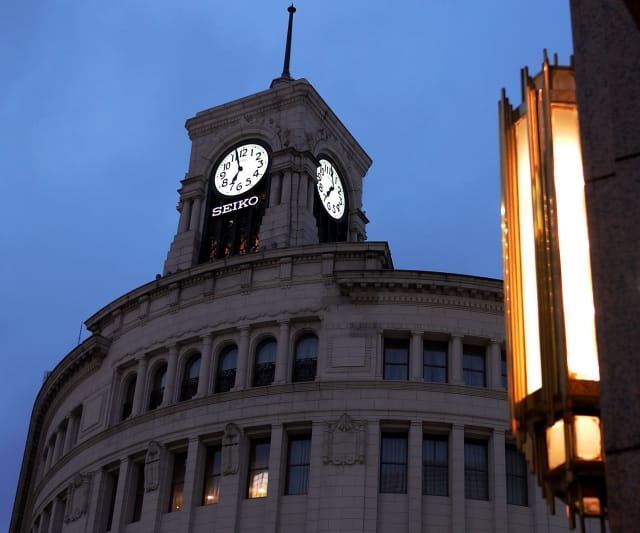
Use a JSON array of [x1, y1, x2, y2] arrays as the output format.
[[546, 420, 566, 470], [574, 415, 602, 461], [247, 439, 270, 498]]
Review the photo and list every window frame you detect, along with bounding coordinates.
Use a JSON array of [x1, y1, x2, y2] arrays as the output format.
[[215, 344, 238, 393], [379, 431, 408, 494], [285, 434, 311, 495], [423, 340, 448, 383], [422, 434, 449, 496], [179, 352, 201, 401], [292, 334, 318, 383], [464, 439, 489, 500], [121, 372, 137, 420], [252, 338, 277, 387], [463, 345, 486, 387], [247, 437, 271, 499], [168, 451, 188, 513], [148, 362, 168, 410], [383, 338, 409, 381], [202, 444, 222, 505], [506, 443, 529, 506]]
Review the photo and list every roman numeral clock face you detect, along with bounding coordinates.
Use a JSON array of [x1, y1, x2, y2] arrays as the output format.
[[214, 142, 269, 197], [316, 159, 346, 220]]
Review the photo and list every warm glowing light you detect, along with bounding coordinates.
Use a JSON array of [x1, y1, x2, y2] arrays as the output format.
[[547, 419, 566, 470], [248, 472, 268, 498], [551, 105, 600, 382], [574, 415, 602, 461], [515, 117, 542, 395], [582, 497, 602, 516]]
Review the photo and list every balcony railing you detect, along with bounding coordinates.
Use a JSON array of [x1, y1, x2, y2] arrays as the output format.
[[292, 357, 317, 382], [180, 377, 199, 401]]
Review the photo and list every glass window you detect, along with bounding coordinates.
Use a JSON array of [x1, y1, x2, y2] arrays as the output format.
[[148, 363, 167, 410], [423, 340, 448, 383], [423, 435, 448, 496], [121, 374, 137, 420], [247, 439, 270, 498], [506, 444, 528, 506], [169, 452, 187, 512], [285, 435, 311, 495], [180, 353, 201, 401], [501, 350, 508, 389], [104, 469, 119, 531], [253, 339, 276, 387], [130, 463, 144, 523], [215, 345, 237, 393], [463, 345, 486, 387], [465, 440, 489, 500], [383, 339, 409, 380], [202, 445, 222, 505], [293, 335, 318, 382], [380, 432, 408, 493]]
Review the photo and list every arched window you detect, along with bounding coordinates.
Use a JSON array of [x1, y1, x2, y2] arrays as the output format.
[[215, 345, 237, 393], [253, 339, 277, 387], [148, 363, 167, 410], [292, 334, 318, 382], [121, 373, 137, 420], [180, 353, 201, 401]]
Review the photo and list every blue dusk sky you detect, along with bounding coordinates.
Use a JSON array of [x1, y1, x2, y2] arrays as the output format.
[[0, 1, 573, 527]]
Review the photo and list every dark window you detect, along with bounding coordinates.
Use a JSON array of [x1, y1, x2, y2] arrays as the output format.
[[423, 340, 448, 383], [292, 335, 318, 382], [380, 432, 408, 493], [247, 439, 270, 498], [169, 452, 187, 512], [501, 350, 508, 389], [104, 469, 119, 531], [51, 494, 66, 533], [463, 345, 486, 387], [423, 435, 448, 496], [130, 463, 145, 523], [383, 339, 409, 380], [148, 363, 167, 410], [202, 445, 222, 505], [215, 345, 237, 393], [121, 374, 136, 420], [253, 339, 276, 387], [465, 440, 489, 500], [180, 353, 201, 401], [506, 444, 528, 506], [285, 435, 311, 495]]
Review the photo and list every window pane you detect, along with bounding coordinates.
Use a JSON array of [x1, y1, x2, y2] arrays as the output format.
[[131, 464, 145, 523], [424, 341, 448, 383], [148, 364, 167, 410], [202, 445, 222, 505], [253, 340, 276, 387], [383, 339, 409, 381], [169, 452, 187, 512], [423, 435, 448, 496], [216, 346, 237, 393], [463, 346, 486, 387], [285, 435, 311, 495], [293, 335, 318, 382], [464, 440, 488, 500], [506, 445, 528, 506], [380, 433, 408, 493], [248, 439, 270, 498]]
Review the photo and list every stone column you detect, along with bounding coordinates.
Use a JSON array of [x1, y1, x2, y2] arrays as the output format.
[[492, 429, 507, 533], [177, 437, 201, 531], [196, 334, 213, 397], [233, 327, 250, 390], [189, 196, 202, 232], [489, 341, 503, 389], [410, 331, 423, 382], [264, 424, 284, 533], [62, 413, 77, 456], [450, 334, 464, 385], [450, 424, 465, 532], [162, 345, 179, 407], [178, 199, 192, 233], [408, 419, 423, 533], [109, 458, 130, 533], [131, 357, 148, 416], [274, 320, 290, 384]]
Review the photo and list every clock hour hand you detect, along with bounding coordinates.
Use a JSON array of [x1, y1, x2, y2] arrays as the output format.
[[324, 185, 334, 200]]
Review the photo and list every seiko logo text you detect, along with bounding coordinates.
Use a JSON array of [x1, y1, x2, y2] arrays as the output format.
[[212, 195, 259, 217]]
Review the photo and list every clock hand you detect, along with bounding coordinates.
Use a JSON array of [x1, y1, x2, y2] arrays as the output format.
[[324, 185, 334, 200], [229, 149, 243, 189]]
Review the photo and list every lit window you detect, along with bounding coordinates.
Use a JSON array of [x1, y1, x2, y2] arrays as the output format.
[[380, 432, 408, 493], [285, 435, 311, 495], [423, 340, 448, 383], [202, 445, 221, 505], [148, 363, 167, 410], [169, 452, 187, 512], [121, 374, 137, 420], [463, 345, 486, 387], [506, 444, 528, 506], [180, 353, 201, 401], [423, 435, 448, 496], [292, 335, 318, 382], [464, 439, 489, 500], [383, 339, 409, 380], [247, 439, 270, 498], [215, 345, 237, 393], [253, 339, 276, 387]]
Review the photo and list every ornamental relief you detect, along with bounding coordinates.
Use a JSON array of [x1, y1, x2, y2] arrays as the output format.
[[323, 413, 366, 466], [144, 441, 161, 492], [222, 422, 240, 475], [64, 472, 92, 523]]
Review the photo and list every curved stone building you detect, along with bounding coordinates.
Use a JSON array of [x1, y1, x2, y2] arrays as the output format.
[[11, 76, 573, 532]]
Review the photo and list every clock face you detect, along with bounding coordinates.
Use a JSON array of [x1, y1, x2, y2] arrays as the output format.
[[214, 142, 269, 197], [316, 158, 346, 220]]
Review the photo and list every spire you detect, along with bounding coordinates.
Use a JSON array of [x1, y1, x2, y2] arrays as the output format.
[[281, 4, 296, 78]]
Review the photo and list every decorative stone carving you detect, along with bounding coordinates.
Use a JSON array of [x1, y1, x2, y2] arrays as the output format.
[[222, 423, 240, 475], [144, 440, 161, 492], [323, 413, 367, 465], [64, 472, 92, 523]]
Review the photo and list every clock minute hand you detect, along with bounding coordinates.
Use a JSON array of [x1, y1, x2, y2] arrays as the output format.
[[324, 185, 334, 200]]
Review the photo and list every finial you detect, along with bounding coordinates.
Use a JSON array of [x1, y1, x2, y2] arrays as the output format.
[[281, 4, 296, 79]]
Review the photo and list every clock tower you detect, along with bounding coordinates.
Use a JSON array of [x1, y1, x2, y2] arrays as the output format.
[[163, 14, 370, 275]]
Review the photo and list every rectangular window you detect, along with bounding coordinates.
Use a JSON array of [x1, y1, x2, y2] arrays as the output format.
[[130, 462, 144, 523], [464, 439, 489, 500], [202, 445, 222, 505], [422, 435, 448, 496], [105, 469, 119, 531], [247, 438, 270, 498], [285, 435, 311, 495], [169, 452, 187, 512], [501, 350, 507, 389], [380, 432, 408, 493], [383, 339, 409, 380], [506, 444, 528, 506], [423, 340, 448, 383], [463, 345, 486, 387]]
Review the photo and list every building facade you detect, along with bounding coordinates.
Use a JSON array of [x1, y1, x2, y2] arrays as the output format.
[[12, 77, 573, 532]]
